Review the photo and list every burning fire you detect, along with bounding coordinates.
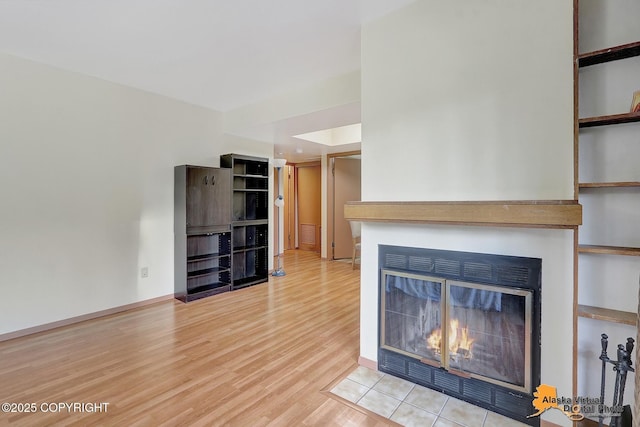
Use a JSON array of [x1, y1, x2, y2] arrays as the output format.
[[426, 319, 475, 360]]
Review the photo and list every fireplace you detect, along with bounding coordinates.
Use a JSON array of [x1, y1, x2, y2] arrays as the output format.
[[378, 245, 541, 426]]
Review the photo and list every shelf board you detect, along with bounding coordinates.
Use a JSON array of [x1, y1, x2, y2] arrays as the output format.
[[186, 227, 231, 236], [578, 245, 640, 256], [234, 173, 268, 179], [344, 200, 582, 229], [577, 305, 636, 326], [187, 252, 230, 263], [232, 219, 268, 226], [233, 188, 268, 192], [579, 181, 640, 189], [579, 112, 640, 128], [187, 266, 230, 278], [577, 41, 640, 67], [233, 244, 268, 252]]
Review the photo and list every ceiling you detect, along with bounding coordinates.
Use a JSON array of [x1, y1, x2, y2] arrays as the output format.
[[0, 0, 416, 162]]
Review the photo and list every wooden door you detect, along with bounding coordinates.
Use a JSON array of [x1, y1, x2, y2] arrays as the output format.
[[297, 163, 321, 252], [332, 158, 361, 259]]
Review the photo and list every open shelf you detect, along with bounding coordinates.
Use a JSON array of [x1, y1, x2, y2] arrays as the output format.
[[578, 245, 640, 256], [232, 190, 269, 221], [228, 157, 268, 177], [577, 40, 640, 67], [579, 181, 640, 188], [578, 112, 640, 128], [577, 304, 636, 326], [233, 175, 268, 191], [187, 266, 231, 278], [232, 246, 268, 290]]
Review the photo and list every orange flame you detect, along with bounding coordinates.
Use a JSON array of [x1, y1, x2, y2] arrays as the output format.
[[426, 319, 475, 359]]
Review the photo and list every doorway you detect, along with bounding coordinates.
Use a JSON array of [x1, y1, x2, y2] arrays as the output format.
[[282, 164, 295, 251], [327, 153, 361, 260], [275, 153, 361, 261], [296, 162, 321, 252], [274, 163, 295, 258]]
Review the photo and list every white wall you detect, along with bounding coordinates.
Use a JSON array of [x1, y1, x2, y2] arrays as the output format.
[[361, 0, 574, 202], [0, 53, 272, 335], [361, 1, 574, 425]]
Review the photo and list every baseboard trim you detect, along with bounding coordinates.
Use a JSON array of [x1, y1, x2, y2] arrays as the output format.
[[358, 356, 378, 371], [0, 294, 175, 342]]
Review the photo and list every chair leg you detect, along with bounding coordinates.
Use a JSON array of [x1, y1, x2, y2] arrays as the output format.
[[352, 244, 356, 270]]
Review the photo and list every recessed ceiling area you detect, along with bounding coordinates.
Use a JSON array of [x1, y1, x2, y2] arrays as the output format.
[[294, 123, 361, 147], [234, 101, 363, 163]]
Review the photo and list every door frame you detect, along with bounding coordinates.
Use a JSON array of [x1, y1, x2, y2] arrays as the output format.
[[326, 150, 361, 260]]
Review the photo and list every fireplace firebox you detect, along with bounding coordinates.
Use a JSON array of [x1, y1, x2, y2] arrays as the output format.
[[378, 245, 541, 426]]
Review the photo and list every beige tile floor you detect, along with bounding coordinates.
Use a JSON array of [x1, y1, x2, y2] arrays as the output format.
[[330, 366, 530, 427]]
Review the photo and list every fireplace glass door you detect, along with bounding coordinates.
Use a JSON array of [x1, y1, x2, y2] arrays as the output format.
[[381, 270, 532, 393], [381, 271, 445, 364]]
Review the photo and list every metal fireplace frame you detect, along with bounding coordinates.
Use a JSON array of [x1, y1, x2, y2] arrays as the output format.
[[380, 270, 533, 393], [377, 245, 542, 426]]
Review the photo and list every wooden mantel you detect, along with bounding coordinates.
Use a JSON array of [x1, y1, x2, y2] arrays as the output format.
[[344, 200, 582, 229]]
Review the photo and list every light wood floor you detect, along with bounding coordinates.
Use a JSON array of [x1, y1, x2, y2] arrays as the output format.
[[0, 251, 393, 427]]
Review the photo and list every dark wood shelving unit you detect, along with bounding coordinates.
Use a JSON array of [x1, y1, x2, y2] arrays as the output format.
[[221, 154, 270, 290], [174, 165, 232, 302]]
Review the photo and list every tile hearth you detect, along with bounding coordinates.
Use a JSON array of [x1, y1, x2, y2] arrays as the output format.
[[329, 366, 529, 427]]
